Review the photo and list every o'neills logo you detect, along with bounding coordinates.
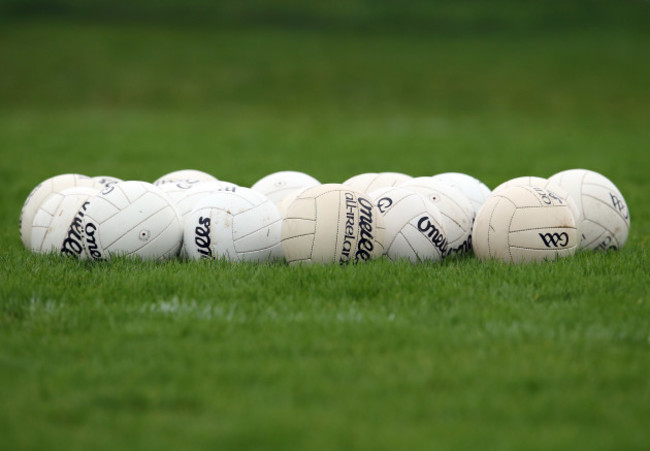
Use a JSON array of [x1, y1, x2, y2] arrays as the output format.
[[194, 216, 213, 259], [417, 216, 449, 256], [340, 193, 376, 264], [61, 201, 89, 258], [83, 222, 103, 260]]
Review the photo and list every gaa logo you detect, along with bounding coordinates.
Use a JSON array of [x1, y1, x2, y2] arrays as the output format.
[[610, 193, 629, 220], [377, 197, 393, 213], [538, 232, 569, 248]]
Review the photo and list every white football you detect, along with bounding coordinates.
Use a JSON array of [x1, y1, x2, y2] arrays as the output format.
[[342, 172, 413, 195], [20, 173, 97, 249], [473, 185, 579, 263], [400, 177, 475, 256], [282, 184, 385, 265], [251, 171, 321, 204], [548, 169, 630, 250], [81, 181, 183, 260], [153, 169, 218, 186], [430, 172, 491, 216], [30, 186, 99, 256], [492, 176, 548, 193], [370, 187, 448, 263], [184, 188, 283, 262]]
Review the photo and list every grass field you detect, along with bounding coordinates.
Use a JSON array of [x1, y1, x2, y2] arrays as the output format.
[[1, 2, 650, 450]]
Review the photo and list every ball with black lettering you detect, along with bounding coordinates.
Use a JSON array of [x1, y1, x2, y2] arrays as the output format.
[[489, 177, 581, 233], [472, 185, 579, 264], [183, 188, 283, 262], [20, 173, 97, 250], [281, 184, 385, 265], [343, 172, 413, 195], [153, 169, 218, 186], [430, 172, 491, 217], [370, 187, 448, 263], [30, 186, 99, 256], [400, 177, 475, 256], [81, 181, 183, 260], [251, 171, 321, 204], [159, 181, 240, 258], [548, 169, 630, 250]]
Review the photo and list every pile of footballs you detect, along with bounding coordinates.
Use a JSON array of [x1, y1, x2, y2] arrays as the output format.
[[20, 168, 630, 265]]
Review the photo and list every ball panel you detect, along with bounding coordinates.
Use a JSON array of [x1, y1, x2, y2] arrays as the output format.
[[96, 185, 131, 212], [282, 233, 315, 262], [30, 192, 64, 240], [120, 182, 151, 203], [231, 203, 279, 241], [472, 195, 499, 261], [106, 206, 182, 258], [402, 222, 441, 262], [492, 176, 547, 194], [509, 246, 578, 263], [500, 186, 545, 207], [83, 196, 119, 225], [284, 197, 316, 220], [487, 197, 517, 262], [282, 218, 317, 239], [583, 170, 619, 188], [548, 170, 587, 212], [238, 247, 281, 263], [582, 183, 630, 225], [234, 222, 282, 254], [97, 192, 171, 248], [386, 231, 417, 262], [580, 218, 623, 250], [30, 197, 60, 252], [543, 182, 582, 229], [431, 172, 491, 214], [262, 186, 299, 203], [383, 192, 434, 233], [343, 172, 412, 194], [312, 190, 345, 263], [133, 216, 183, 259], [509, 206, 576, 232], [251, 171, 320, 204]]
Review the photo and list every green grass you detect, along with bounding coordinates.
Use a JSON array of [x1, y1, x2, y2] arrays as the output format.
[[1, 2, 650, 450]]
